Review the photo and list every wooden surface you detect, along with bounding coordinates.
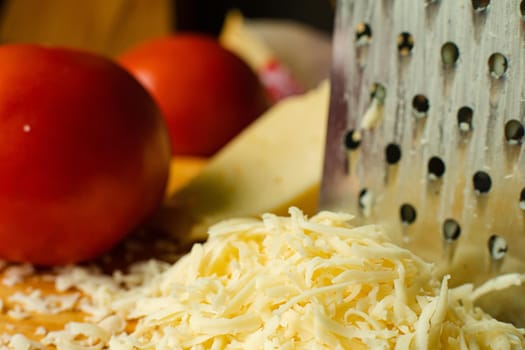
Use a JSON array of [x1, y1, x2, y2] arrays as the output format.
[[0, 156, 206, 341], [0, 274, 85, 338]]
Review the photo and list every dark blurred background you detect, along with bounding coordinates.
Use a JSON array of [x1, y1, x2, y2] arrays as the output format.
[[175, 0, 335, 36], [0, 0, 334, 49], [0, 0, 334, 89]]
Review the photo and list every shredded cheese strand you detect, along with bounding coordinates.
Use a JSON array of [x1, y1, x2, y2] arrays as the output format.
[[3, 207, 525, 349]]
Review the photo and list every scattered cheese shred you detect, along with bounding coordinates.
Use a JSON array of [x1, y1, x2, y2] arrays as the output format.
[[8, 334, 44, 350], [8, 289, 79, 314], [3, 208, 525, 349], [2, 264, 34, 287]]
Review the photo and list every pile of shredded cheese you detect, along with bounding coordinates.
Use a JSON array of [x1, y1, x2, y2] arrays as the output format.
[[3, 208, 525, 349]]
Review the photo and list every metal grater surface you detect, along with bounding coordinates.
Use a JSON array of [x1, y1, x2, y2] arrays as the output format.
[[320, 0, 525, 294]]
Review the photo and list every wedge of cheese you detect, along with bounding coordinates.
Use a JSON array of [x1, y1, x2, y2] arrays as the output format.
[[153, 81, 329, 242]]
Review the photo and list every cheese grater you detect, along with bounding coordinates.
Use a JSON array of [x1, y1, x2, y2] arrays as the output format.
[[320, 0, 525, 321]]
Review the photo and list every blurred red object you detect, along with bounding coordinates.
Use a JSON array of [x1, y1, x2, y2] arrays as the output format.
[[118, 34, 269, 157], [259, 58, 304, 103]]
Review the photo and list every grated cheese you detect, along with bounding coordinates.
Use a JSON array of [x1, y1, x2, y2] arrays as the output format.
[[8, 290, 79, 315], [6, 305, 29, 320], [33, 327, 47, 337], [360, 99, 384, 131], [2, 264, 34, 287], [8, 334, 44, 350], [2, 208, 525, 349]]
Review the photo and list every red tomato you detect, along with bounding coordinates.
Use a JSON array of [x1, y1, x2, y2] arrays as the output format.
[[0, 45, 171, 265], [118, 34, 269, 156]]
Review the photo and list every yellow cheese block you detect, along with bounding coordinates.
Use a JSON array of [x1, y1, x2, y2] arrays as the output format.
[[153, 82, 330, 242]]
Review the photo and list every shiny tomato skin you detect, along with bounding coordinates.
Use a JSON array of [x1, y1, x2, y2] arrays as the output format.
[[0, 45, 171, 265], [118, 34, 269, 156]]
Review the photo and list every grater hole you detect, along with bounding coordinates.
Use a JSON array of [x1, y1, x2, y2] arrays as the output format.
[[488, 235, 507, 260], [473, 171, 492, 194], [412, 94, 430, 116], [358, 188, 369, 209], [357, 188, 374, 217], [472, 0, 490, 11], [370, 83, 387, 104], [385, 143, 402, 164], [400, 204, 417, 225], [443, 219, 461, 241], [488, 53, 508, 79], [504, 119, 524, 145], [519, 188, 525, 210], [457, 106, 474, 132], [428, 156, 446, 179], [344, 129, 361, 150], [441, 42, 460, 65], [358, 188, 374, 216], [355, 22, 372, 45], [397, 32, 414, 56]]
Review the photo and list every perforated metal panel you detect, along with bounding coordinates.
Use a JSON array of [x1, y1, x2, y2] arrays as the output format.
[[321, 0, 525, 291]]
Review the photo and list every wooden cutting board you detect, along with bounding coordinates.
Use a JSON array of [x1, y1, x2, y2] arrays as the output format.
[[0, 156, 206, 341]]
